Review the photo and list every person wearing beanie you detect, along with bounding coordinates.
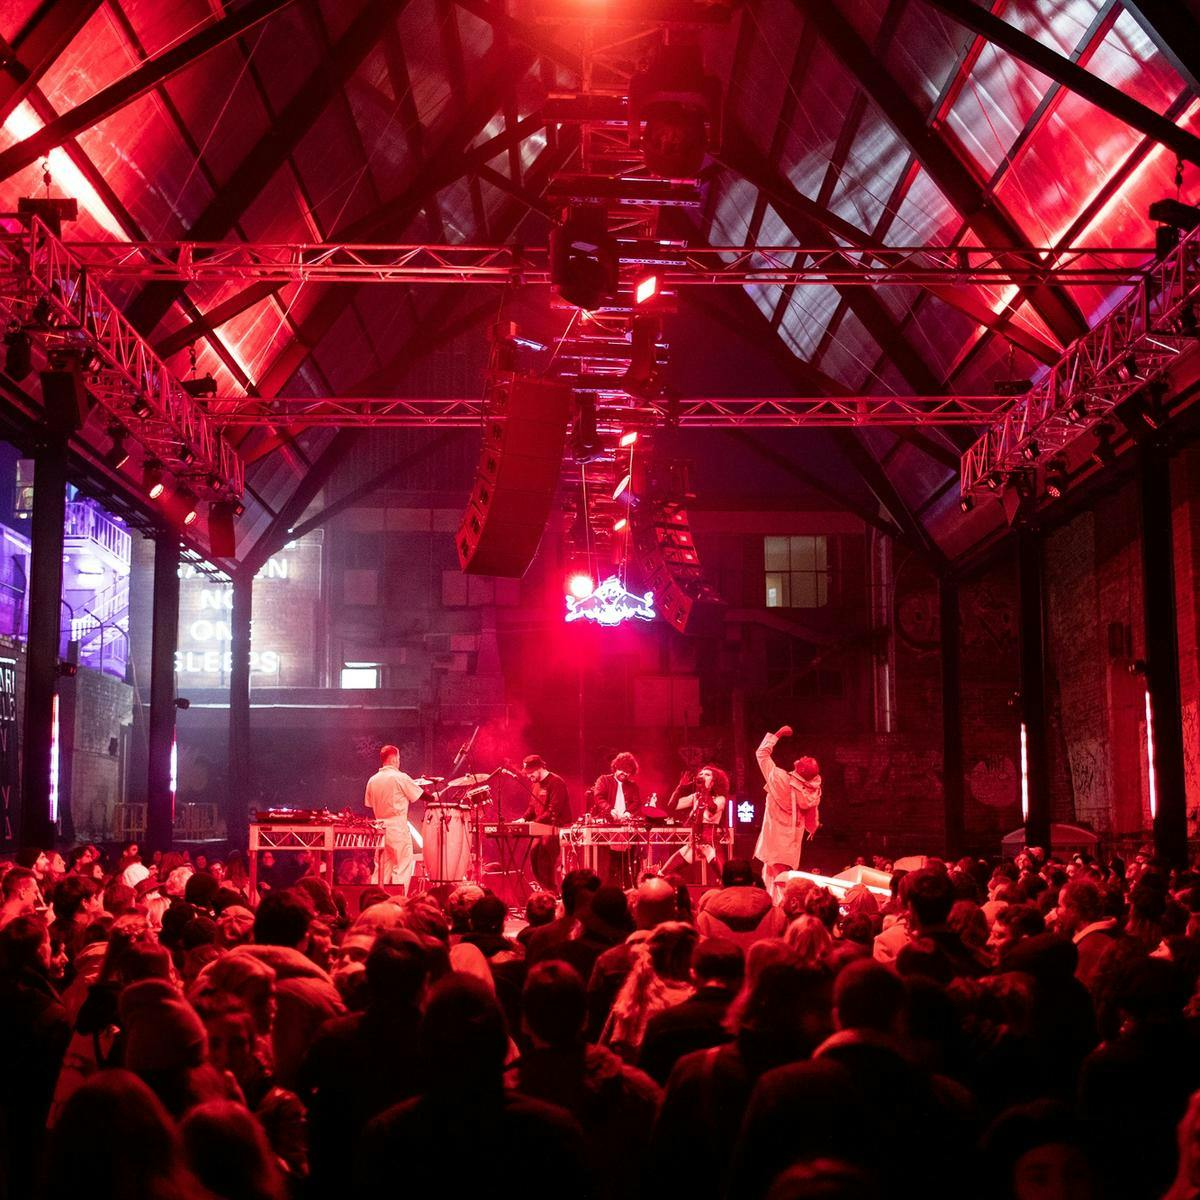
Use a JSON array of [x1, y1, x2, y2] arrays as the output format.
[[119, 978, 208, 1074]]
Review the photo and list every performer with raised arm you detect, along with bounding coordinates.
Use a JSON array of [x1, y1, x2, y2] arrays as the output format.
[[520, 754, 572, 893], [659, 764, 729, 881], [754, 726, 821, 893], [364, 744, 431, 892]]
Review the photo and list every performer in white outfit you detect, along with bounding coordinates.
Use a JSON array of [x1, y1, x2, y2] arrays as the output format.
[[364, 744, 426, 891], [754, 726, 821, 894]]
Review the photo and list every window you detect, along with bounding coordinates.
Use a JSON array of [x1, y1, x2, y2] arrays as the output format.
[[764, 536, 829, 608], [340, 663, 380, 688]]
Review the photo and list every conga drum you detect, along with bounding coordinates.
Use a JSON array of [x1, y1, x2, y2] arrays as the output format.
[[422, 803, 472, 883]]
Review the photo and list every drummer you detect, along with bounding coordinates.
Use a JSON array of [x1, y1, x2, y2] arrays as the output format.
[[364, 744, 432, 892]]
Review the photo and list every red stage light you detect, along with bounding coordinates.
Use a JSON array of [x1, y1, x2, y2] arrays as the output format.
[[567, 572, 594, 599], [619, 430, 638, 447], [613, 517, 628, 532], [635, 275, 658, 305], [143, 462, 166, 500], [612, 473, 631, 500]]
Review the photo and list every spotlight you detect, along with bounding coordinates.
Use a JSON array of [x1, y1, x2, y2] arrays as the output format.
[[143, 461, 166, 500], [177, 444, 195, 465], [613, 473, 631, 500], [959, 495, 974, 513], [550, 205, 618, 311], [1116, 355, 1140, 383], [985, 475, 1000, 491], [131, 396, 152, 419], [634, 275, 658, 306], [1091, 424, 1117, 467], [1044, 459, 1068, 500], [1117, 388, 1165, 438], [613, 517, 628, 532], [629, 43, 720, 178], [567, 572, 594, 600], [178, 487, 198, 526], [3, 325, 31, 381], [103, 425, 130, 471], [1064, 398, 1088, 424], [1021, 441, 1040, 462], [619, 430, 639, 447], [181, 374, 217, 399]]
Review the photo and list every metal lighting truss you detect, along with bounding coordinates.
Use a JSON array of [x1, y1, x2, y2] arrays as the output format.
[[50, 237, 1150, 288], [0, 218, 243, 498], [961, 222, 1200, 496], [203, 392, 1012, 428]]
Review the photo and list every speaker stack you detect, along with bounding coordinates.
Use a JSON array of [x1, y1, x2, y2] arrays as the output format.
[[634, 502, 716, 633], [456, 376, 572, 578]]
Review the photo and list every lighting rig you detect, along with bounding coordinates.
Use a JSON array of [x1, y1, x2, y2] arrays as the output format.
[[960, 200, 1200, 503], [0, 211, 245, 535], [536, 5, 729, 625]]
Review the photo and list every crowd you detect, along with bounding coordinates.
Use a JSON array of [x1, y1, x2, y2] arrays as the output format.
[[0, 840, 1198, 1199]]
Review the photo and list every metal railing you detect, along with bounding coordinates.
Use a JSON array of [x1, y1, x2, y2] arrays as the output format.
[[64, 501, 132, 564]]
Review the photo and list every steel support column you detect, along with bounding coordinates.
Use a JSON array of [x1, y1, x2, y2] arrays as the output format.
[[146, 533, 180, 854], [940, 577, 965, 858], [19, 437, 67, 848], [1140, 440, 1188, 866], [1017, 531, 1052, 852], [228, 571, 253, 855]]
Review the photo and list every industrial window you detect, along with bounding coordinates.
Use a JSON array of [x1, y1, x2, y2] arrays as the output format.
[[764, 536, 829, 608], [340, 663, 380, 688]]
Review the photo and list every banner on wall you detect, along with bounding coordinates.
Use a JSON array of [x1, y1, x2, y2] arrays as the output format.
[[175, 532, 323, 688]]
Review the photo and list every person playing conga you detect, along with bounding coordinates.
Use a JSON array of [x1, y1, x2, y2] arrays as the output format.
[[364, 744, 430, 892]]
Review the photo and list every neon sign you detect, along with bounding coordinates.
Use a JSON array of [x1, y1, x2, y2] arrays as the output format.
[[565, 575, 655, 627]]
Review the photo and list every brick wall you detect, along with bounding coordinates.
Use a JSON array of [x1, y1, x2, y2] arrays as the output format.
[[1044, 479, 1148, 836], [1173, 447, 1200, 836]]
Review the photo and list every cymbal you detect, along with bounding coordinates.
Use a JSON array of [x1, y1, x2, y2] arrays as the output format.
[[413, 777, 444, 787], [445, 773, 491, 787]]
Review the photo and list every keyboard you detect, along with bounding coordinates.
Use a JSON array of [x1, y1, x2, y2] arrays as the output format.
[[482, 821, 556, 838]]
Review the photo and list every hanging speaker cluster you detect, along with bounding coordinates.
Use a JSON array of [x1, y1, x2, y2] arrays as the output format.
[[457, 376, 573, 578], [634, 501, 719, 632]]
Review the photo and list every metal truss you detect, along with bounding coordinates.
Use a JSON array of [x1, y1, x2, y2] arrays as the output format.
[[51, 236, 1151, 287], [960, 221, 1200, 495], [0, 219, 243, 498], [203, 393, 1012, 428]]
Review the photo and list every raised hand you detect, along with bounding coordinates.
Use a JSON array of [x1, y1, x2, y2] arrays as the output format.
[[775, 725, 794, 739]]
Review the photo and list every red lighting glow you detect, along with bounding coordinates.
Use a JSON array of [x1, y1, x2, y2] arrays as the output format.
[[635, 276, 658, 305], [1019, 721, 1029, 822], [1145, 688, 1158, 821], [567, 573, 595, 599], [612, 473, 631, 500], [613, 517, 628, 532], [619, 431, 638, 447]]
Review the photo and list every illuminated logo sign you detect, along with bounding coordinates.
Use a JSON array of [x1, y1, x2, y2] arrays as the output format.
[[736, 800, 756, 824], [565, 575, 655, 627]]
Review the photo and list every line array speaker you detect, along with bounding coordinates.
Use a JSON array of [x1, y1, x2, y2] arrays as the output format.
[[41, 365, 89, 435], [634, 502, 718, 632], [456, 377, 572, 577]]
